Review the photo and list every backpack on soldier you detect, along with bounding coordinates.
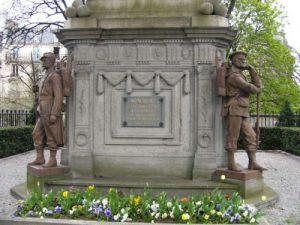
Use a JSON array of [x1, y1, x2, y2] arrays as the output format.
[[56, 56, 73, 97], [216, 62, 231, 96]]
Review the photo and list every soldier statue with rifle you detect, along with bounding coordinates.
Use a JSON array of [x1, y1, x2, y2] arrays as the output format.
[[218, 51, 266, 172], [28, 52, 72, 168]]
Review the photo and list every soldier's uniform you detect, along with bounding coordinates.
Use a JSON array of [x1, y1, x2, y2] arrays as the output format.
[[33, 70, 64, 150], [222, 65, 261, 152], [30, 52, 64, 167], [221, 51, 266, 171]]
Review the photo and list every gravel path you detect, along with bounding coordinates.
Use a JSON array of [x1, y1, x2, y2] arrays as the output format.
[[0, 150, 299, 224]]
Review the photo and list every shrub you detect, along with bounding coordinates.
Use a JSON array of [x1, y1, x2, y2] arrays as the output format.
[[259, 127, 300, 156], [277, 100, 296, 127], [238, 126, 300, 156], [0, 126, 34, 158]]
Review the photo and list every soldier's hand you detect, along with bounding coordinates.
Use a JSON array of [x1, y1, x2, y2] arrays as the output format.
[[50, 115, 57, 124], [244, 64, 255, 71], [32, 85, 39, 93]]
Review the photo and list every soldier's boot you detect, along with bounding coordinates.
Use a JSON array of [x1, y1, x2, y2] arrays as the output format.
[[28, 149, 45, 165], [227, 150, 241, 172], [247, 151, 267, 171], [43, 150, 57, 168]]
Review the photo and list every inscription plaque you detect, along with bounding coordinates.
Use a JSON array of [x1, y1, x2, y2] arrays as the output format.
[[122, 96, 164, 127]]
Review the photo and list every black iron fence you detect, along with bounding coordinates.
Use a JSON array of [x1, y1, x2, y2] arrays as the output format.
[[0, 110, 30, 127], [0, 109, 299, 128], [249, 112, 300, 127]]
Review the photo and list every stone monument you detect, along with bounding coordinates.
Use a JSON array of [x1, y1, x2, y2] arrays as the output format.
[[55, 0, 236, 180], [4, 2, 280, 221]]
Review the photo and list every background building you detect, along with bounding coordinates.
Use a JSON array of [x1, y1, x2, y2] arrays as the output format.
[[0, 30, 67, 110]]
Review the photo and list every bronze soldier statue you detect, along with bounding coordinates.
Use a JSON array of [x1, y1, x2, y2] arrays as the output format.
[[221, 51, 266, 172], [28, 52, 64, 168]]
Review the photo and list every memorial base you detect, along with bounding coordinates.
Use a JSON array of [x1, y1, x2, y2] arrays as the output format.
[[213, 168, 263, 198], [27, 165, 70, 192]]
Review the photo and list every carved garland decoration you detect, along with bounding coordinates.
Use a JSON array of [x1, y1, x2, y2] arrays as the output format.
[[97, 71, 191, 95]]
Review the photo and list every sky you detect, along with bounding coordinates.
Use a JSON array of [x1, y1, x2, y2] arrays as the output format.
[[0, 0, 299, 53], [277, 0, 300, 53]]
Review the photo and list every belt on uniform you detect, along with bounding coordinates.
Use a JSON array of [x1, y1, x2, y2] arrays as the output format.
[[39, 96, 52, 100]]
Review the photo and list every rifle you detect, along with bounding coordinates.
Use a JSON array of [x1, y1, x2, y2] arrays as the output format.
[[255, 93, 260, 148]]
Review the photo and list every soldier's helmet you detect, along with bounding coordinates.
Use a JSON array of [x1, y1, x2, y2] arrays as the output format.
[[40, 52, 56, 63]]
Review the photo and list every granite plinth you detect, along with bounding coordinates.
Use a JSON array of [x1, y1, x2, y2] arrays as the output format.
[[213, 168, 264, 198], [27, 165, 70, 192], [27, 165, 70, 177], [214, 168, 263, 181]]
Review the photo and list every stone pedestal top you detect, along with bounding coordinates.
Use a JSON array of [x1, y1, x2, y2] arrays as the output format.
[[214, 168, 263, 181], [64, 0, 229, 29], [27, 165, 70, 177]]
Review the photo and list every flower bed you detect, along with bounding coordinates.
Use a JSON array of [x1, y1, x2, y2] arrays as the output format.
[[15, 185, 263, 224]]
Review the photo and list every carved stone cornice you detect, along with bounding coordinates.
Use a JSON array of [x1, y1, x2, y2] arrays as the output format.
[[56, 27, 236, 46]]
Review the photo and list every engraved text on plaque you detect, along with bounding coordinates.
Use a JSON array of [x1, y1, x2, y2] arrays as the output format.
[[122, 96, 164, 127]]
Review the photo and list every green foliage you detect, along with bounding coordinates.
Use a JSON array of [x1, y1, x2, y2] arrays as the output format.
[[27, 107, 37, 125], [226, 0, 300, 112], [297, 113, 300, 127], [237, 126, 300, 155], [259, 127, 300, 156], [277, 100, 296, 127], [15, 187, 263, 224], [0, 126, 34, 158]]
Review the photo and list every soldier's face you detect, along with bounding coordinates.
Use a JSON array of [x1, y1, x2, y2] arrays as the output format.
[[232, 54, 247, 68], [41, 57, 54, 69]]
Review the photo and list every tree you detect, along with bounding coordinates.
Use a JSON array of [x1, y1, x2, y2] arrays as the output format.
[[0, 0, 72, 45], [277, 100, 296, 127], [224, 0, 300, 113]]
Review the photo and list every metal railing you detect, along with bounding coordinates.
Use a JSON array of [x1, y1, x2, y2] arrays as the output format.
[[0, 109, 30, 127], [249, 112, 300, 127]]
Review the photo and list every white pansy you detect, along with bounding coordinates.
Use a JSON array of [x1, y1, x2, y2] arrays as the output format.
[[178, 205, 183, 211], [113, 214, 120, 221], [243, 211, 248, 217], [167, 202, 172, 208], [162, 213, 168, 219], [155, 213, 160, 219], [102, 198, 108, 206], [250, 218, 256, 223], [195, 201, 202, 206], [69, 210, 74, 215], [42, 208, 48, 213], [170, 211, 174, 218], [121, 213, 128, 222]]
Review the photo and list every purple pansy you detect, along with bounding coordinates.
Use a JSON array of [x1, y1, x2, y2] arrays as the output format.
[[105, 207, 112, 217]]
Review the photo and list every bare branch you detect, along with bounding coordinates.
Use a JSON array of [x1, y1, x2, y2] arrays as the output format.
[[226, 0, 236, 18]]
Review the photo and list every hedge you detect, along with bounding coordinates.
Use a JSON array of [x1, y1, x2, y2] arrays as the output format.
[[239, 127, 300, 156], [1, 126, 299, 158], [0, 126, 34, 158]]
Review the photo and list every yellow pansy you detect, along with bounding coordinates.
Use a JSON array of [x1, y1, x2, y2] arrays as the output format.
[[88, 185, 95, 191], [181, 213, 190, 221], [203, 214, 210, 220], [62, 191, 69, 198], [134, 195, 141, 206]]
